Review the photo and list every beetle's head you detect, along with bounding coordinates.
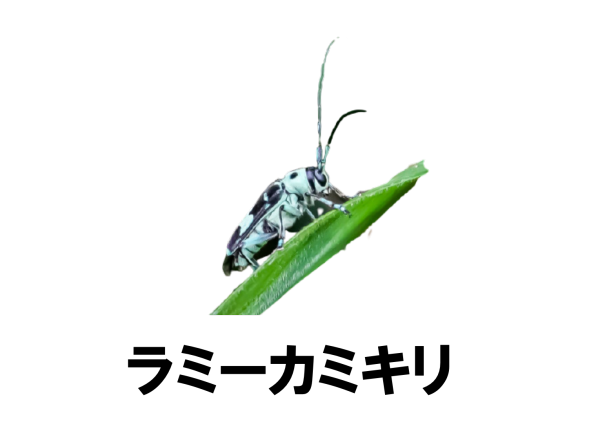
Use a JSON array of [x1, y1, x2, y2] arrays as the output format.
[[313, 167, 330, 193]]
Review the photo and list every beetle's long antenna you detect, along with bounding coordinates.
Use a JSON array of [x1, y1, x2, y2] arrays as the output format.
[[317, 36, 339, 151], [315, 40, 367, 171], [325, 109, 366, 147]]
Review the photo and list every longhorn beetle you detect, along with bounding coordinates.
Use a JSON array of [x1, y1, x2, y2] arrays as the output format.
[[223, 39, 366, 276]]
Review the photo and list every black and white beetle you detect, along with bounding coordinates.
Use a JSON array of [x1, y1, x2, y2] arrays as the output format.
[[223, 40, 366, 276]]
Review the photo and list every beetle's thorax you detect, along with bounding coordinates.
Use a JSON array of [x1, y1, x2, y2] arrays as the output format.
[[282, 167, 329, 195], [280, 168, 308, 195]]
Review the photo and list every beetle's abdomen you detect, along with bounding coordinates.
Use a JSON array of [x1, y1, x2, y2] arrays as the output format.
[[222, 254, 234, 276]]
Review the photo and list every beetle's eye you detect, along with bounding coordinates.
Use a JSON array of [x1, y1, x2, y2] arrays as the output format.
[[314, 169, 327, 186]]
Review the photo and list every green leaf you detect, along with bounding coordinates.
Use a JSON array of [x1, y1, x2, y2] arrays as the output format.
[[212, 161, 428, 315]]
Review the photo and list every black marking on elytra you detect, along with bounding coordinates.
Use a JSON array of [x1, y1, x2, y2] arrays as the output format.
[[226, 226, 241, 251], [290, 172, 298, 179], [266, 184, 280, 197], [306, 167, 316, 193], [226, 182, 284, 255], [314, 169, 327, 186], [250, 198, 265, 216]]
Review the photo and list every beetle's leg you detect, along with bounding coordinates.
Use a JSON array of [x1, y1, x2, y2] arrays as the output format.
[[280, 202, 301, 217], [277, 206, 286, 248], [240, 249, 260, 271], [242, 231, 277, 246], [302, 204, 316, 220], [306, 193, 351, 217], [296, 203, 318, 220], [283, 194, 308, 218], [241, 232, 278, 272], [283, 197, 316, 227]]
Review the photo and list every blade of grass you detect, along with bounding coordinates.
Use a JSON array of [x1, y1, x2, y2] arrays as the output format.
[[212, 161, 428, 315]]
